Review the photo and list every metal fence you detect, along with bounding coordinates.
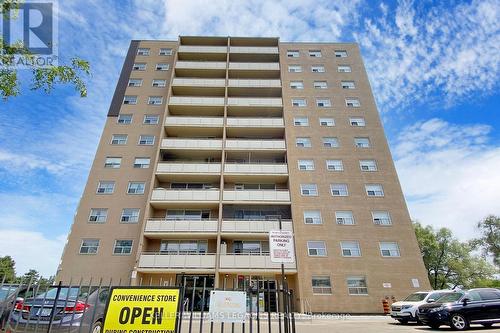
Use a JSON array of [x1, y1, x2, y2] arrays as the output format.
[[0, 275, 298, 333]]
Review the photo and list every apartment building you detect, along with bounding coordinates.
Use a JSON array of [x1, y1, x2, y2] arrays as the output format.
[[56, 36, 430, 313]]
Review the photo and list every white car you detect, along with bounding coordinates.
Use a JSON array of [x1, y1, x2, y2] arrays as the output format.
[[391, 290, 453, 324]]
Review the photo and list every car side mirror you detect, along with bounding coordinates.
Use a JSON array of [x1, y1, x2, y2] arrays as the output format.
[[427, 298, 435, 303], [462, 298, 470, 305]]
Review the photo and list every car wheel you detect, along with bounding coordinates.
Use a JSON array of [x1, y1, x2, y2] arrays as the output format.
[[397, 319, 409, 324], [481, 323, 493, 328], [450, 313, 469, 331], [91, 321, 102, 333]]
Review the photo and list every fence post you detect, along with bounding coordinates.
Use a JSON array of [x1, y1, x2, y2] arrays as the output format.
[[178, 276, 187, 333], [47, 281, 63, 333]]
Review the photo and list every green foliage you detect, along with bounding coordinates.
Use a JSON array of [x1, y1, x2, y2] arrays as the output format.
[[470, 215, 500, 267], [0, 255, 16, 282], [413, 222, 497, 289]]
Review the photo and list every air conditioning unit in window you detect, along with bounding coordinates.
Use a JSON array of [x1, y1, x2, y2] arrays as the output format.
[[89, 216, 98, 222], [361, 165, 369, 171], [367, 191, 375, 196], [337, 218, 345, 225], [332, 190, 340, 195], [305, 217, 314, 224], [374, 218, 381, 225], [97, 188, 105, 193]]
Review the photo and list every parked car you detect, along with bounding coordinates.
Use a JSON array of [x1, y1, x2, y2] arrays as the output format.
[[418, 288, 500, 330], [7, 286, 108, 333], [0, 285, 29, 330], [390, 289, 453, 324]]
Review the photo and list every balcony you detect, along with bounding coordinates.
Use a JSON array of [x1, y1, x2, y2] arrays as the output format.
[[224, 163, 288, 175], [151, 188, 220, 206], [227, 79, 281, 88], [165, 116, 223, 128], [225, 139, 286, 151], [229, 62, 280, 71], [161, 138, 222, 150], [219, 254, 296, 272], [228, 63, 280, 79], [227, 98, 282, 113], [172, 78, 226, 88], [226, 117, 284, 128], [221, 219, 293, 235], [175, 61, 226, 70], [144, 219, 218, 236], [178, 45, 227, 53], [169, 96, 225, 107], [138, 253, 216, 272], [229, 46, 279, 54], [156, 162, 221, 181], [223, 190, 290, 203]]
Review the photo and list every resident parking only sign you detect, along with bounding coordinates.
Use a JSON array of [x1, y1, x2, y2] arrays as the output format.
[[269, 230, 295, 263], [103, 287, 180, 333]]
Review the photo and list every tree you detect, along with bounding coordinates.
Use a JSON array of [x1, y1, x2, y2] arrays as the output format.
[[471, 215, 500, 267], [0, 255, 16, 282], [1, 1, 90, 100], [413, 222, 497, 289]]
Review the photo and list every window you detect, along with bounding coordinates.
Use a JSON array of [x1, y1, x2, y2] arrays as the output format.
[[155, 63, 169, 71], [335, 50, 348, 58], [111, 134, 127, 145], [128, 79, 142, 87], [304, 210, 322, 224], [478, 290, 500, 300], [326, 159, 343, 171], [89, 208, 108, 223], [167, 210, 211, 221], [123, 95, 137, 105], [313, 81, 328, 89], [104, 157, 121, 169], [288, 65, 302, 73], [113, 240, 133, 255], [372, 211, 392, 225], [159, 48, 172, 56], [134, 157, 150, 169], [360, 160, 377, 171], [366, 184, 384, 197], [117, 114, 132, 124], [336, 211, 354, 225], [97, 181, 115, 194], [319, 118, 335, 127], [148, 96, 163, 105], [350, 117, 365, 127], [137, 48, 150, 56], [341, 81, 356, 89], [347, 277, 368, 295], [287, 50, 299, 58], [338, 65, 352, 72], [330, 184, 348, 196], [354, 137, 370, 148], [290, 81, 304, 89], [234, 183, 275, 191], [316, 98, 331, 107], [341, 241, 361, 257], [307, 241, 327, 256], [127, 182, 145, 194], [152, 79, 167, 87], [380, 242, 400, 257], [138, 135, 155, 145], [345, 98, 360, 107], [312, 276, 332, 294], [160, 240, 208, 254], [311, 65, 325, 73], [296, 137, 311, 148], [300, 184, 318, 196], [298, 159, 314, 171], [322, 137, 339, 148], [80, 239, 99, 254], [293, 117, 309, 126], [132, 63, 146, 71], [143, 115, 159, 124], [309, 50, 322, 57], [292, 98, 307, 107], [121, 208, 140, 223]]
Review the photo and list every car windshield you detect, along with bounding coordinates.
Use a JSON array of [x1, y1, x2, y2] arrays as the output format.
[[404, 293, 428, 302], [436, 292, 464, 303], [0, 286, 18, 300], [36, 287, 97, 300]]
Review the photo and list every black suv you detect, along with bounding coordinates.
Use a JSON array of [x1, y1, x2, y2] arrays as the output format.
[[417, 288, 500, 330]]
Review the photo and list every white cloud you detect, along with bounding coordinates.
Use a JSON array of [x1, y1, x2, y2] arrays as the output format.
[[394, 118, 500, 239], [355, 0, 500, 111], [0, 230, 66, 277]]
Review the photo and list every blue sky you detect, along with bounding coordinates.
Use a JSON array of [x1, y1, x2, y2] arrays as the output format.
[[0, 0, 499, 277]]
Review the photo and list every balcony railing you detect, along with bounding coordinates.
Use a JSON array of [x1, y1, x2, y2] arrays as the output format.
[[165, 116, 224, 127], [219, 253, 296, 270], [221, 219, 293, 233], [225, 139, 286, 150], [175, 61, 226, 70], [227, 97, 282, 107], [226, 117, 284, 128], [228, 79, 281, 88], [151, 188, 220, 202], [161, 138, 223, 150], [172, 78, 226, 87], [138, 253, 216, 270], [169, 96, 225, 106], [229, 46, 279, 54], [223, 189, 290, 202], [144, 219, 218, 234], [224, 163, 288, 175], [178, 45, 227, 53], [229, 63, 280, 71], [156, 162, 222, 174]]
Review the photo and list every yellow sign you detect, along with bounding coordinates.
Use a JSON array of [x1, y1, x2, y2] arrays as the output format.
[[103, 287, 180, 333]]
